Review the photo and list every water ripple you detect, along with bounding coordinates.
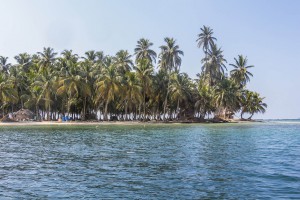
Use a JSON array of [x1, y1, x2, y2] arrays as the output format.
[[0, 124, 299, 199]]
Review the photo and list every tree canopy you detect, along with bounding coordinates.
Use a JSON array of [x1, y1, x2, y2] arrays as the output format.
[[0, 26, 267, 121]]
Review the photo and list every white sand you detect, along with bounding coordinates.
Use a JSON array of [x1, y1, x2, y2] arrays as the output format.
[[0, 121, 145, 126], [0, 119, 257, 126]]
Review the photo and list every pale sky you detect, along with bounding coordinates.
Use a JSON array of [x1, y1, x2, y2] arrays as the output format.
[[0, 0, 299, 119]]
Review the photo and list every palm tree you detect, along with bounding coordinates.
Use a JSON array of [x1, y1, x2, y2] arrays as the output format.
[[113, 50, 134, 74], [57, 60, 91, 118], [214, 78, 240, 119], [202, 44, 227, 86], [79, 60, 94, 120], [196, 25, 217, 55], [159, 37, 184, 120], [58, 50, 79, 77], [123, 72, 142, 120], [151, 69, 168, 120], [95, 59, 121, 121], [248, 94, 267, 120], [14, 53, 32, 72], [195, 80, 215, 119], [95, 51, 105, 62], [84, 50, 97, 63], [9, 67, 27, 109], [134, 38, 157, 64], [0, 74, 18, 116], [61, 50, 78, 63], [134, 59, 153, 120], [230, 55, 254, 88], [37, 47, 57, 73], [169, 72, 192, 115], [240, 90, 267, 120], [159, 37, 184, 72], [0, 56, 11, 73], [32, 69, 57, 120], [197, 25, 217, 73], [23, 85, 42, 121]]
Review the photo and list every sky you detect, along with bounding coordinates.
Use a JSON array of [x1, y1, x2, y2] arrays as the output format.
[[0, 0, 299, 119]]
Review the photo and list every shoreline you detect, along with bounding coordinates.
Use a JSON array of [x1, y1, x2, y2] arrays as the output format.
[[0, 120, 260, 126]]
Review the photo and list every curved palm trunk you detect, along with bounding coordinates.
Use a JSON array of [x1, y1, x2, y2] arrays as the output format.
[[35, 104, 39, 121], [223, 108, 227, 119], [19, 87, 24, 109], [143, 89, 146, 121], [104, 99, 109, 121], [98, 108, 102, 121], [138, 103, 141, 121], [125, 100, 128, 121], [151, 108, 155, 120], [200, 112, 205, 119], [248, 113, 254, 120], [214, 107, 226, 119], [241, 111, 245, 120], [82, 97, 87, 121], [163, 97, 168, 120], [163, 73, 171, 121], [176, 99, 180, 119], [67, 99, 71, 116], [134, 105, 137, 120], [204, 49, 214, 87], [47, 104, 51, 121], [2, 106, 4, 118]]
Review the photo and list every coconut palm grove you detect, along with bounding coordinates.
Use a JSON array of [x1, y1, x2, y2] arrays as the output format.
[[0, 26, 267, 122]]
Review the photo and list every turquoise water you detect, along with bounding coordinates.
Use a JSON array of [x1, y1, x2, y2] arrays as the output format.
[[0, 122, 299, 199]]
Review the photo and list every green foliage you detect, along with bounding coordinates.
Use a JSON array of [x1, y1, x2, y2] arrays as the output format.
[[0, 26, 267, 121], [240, 90, 267, 119], [230, 55, 254, 88]]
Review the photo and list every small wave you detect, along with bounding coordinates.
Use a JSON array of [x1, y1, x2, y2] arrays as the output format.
[[264, 119, 300, 124]]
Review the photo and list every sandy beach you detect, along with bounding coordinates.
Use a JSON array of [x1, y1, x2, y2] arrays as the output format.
[[0, 119, 257, 126], [0, 121, 147, 126]]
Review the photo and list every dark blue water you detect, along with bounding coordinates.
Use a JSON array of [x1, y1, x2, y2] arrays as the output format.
[[0, 122, 299, 199]]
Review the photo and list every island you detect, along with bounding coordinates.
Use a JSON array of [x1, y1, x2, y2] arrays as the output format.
[[0, 26, 267, 124]]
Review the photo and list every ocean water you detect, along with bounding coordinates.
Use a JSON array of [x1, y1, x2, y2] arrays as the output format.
[[0, 121, 299, 199]]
